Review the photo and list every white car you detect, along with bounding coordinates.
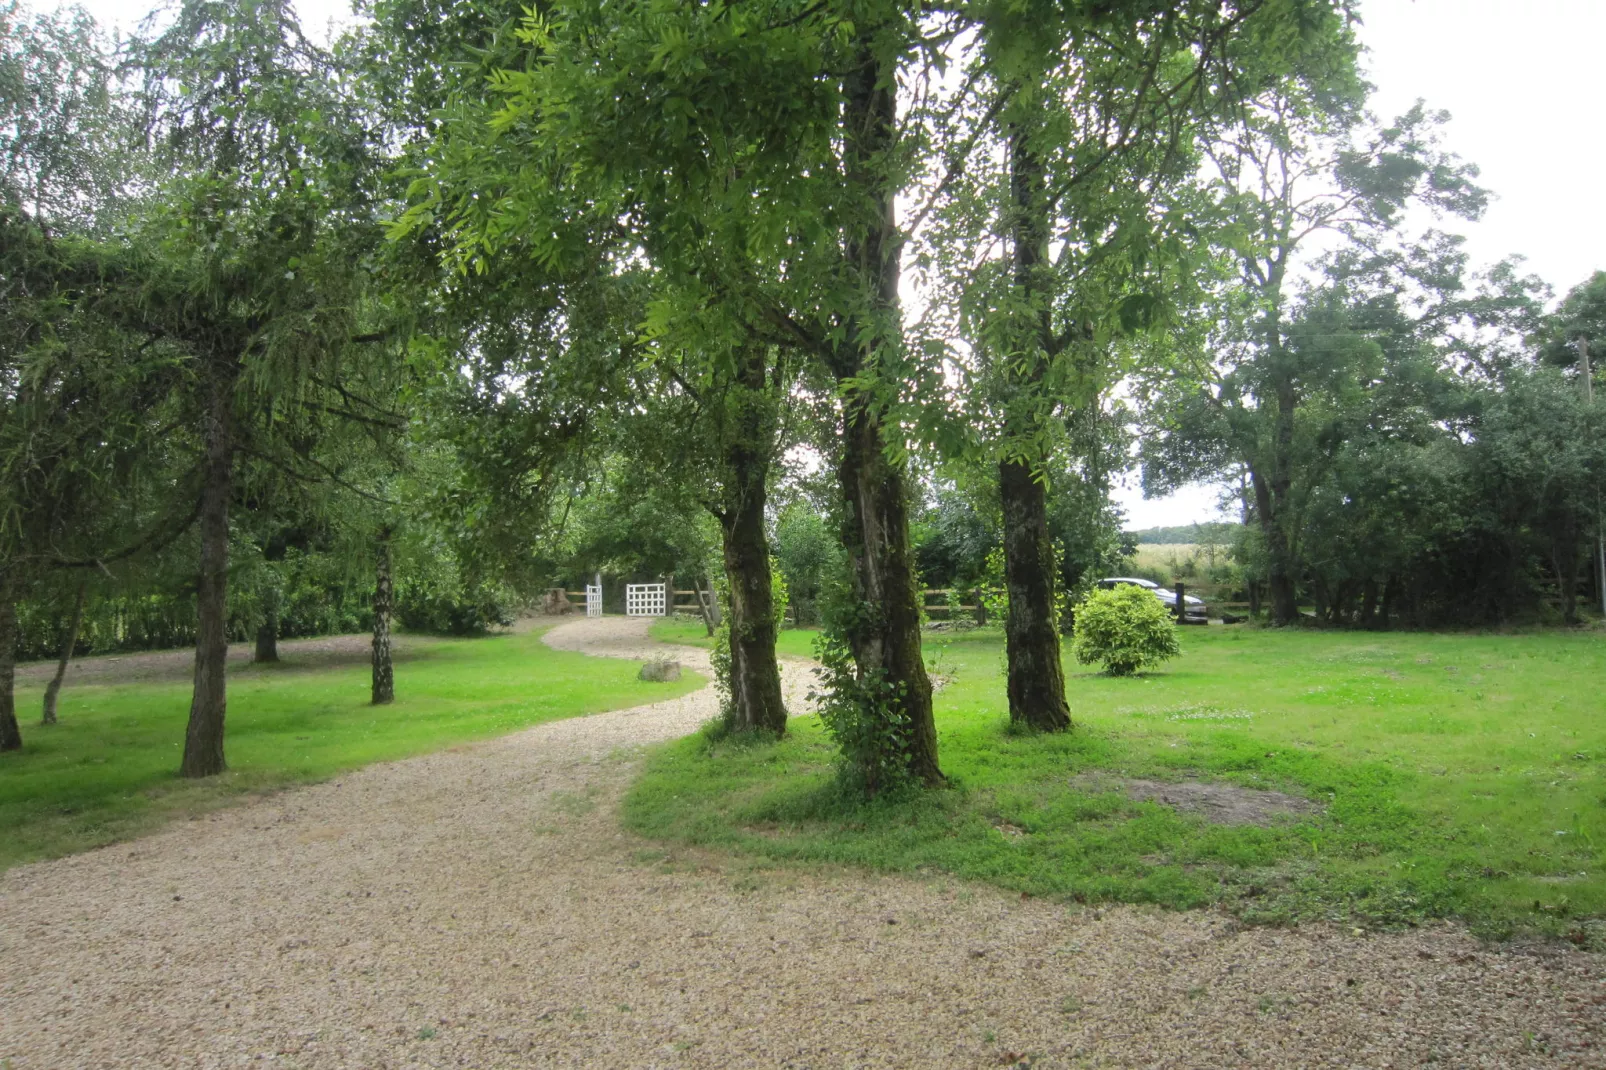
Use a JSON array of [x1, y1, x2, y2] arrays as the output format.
[[1097, 577, 1208, 621]]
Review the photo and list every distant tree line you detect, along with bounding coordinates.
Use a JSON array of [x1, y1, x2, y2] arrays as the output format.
[[1128, 523, 1241, 547]]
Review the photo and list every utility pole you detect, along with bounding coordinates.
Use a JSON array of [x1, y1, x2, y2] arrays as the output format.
[[1582, 336, 1606, 617]]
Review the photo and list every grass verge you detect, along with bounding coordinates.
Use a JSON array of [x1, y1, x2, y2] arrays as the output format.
[[650, 616, 819, 659], [3, 624, 702, 872], [625, 625, 1606, 943]]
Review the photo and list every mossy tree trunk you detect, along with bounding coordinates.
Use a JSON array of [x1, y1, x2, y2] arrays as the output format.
[[996, 120, 1071, 733], [715, 347, 786, 736], [999, 458, 1072, 731], [828, 35, 940, 788]]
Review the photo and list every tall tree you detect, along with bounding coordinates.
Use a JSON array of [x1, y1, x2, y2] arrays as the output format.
[[130, 0, 380, 775], [932, 0, 1361, 726], [1142, 92, 1487, 624], [0, 1, 176, 749], [387, 1, 904, 755]]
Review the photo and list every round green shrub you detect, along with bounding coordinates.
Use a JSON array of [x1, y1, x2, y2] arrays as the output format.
[[1071, 584, 1181, 676]]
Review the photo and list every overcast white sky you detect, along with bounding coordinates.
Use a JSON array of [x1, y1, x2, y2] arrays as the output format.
[[1121, 0, 1606, 528], [74, 0, 1606, 529]]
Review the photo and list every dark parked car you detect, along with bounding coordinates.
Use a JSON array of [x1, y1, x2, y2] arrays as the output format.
[[1096, 576, 1208, 622]]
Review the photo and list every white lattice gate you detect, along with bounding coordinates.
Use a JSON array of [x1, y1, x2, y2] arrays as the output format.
[[625, 583, 667, 617], [585, 579, 603, 618]]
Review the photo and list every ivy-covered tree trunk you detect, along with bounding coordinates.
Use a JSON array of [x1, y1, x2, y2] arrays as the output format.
[[41, 581, 87, 725], [180, 360, 235, 778], [0, 591, 20, 752], [372, 525, 394, 705], [830, 36, 941, 789], [836, 393, 941, 787], [997, 122, 1071, 733], [717, 348, 786, 735]]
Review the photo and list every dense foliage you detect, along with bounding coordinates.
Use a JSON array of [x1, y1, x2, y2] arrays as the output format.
[[1070, 584, 1182, 676], [0, 0, 1599, 788]]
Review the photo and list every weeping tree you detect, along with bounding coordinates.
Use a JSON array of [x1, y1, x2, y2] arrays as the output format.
[[126, 0, 381, 776], [0, 1, 182, 749]]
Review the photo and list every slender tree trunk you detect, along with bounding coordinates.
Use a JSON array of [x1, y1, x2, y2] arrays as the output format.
[[992, 118, 1072, 733], [830, 36, 941, 789], [42, 581, 87, 725], [0, 591, 19, 752], [697, 575, 720, 635], [180, 359, 235, 779], [719, 508, 786, 735], [717, 347, 786, 735], [999, 459, 1071, 731], [253, 621, 278, 663], [1250, 464, 1298, 625], [1360, 578, 1379, 631], [1552, 529, 1581, 625], [371, 525, 394, 705]]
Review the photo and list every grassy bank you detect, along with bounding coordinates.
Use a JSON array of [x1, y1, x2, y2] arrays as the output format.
[[626, 625, 1606, 942], [2, 625, 702, 872]]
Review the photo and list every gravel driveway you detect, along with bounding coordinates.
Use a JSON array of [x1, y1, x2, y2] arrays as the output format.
[[1, 615, 1601, 1068]]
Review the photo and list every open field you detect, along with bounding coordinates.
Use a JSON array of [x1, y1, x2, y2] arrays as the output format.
[[1123, 542, 1239, 583], [0, 624, 702, 872], [627, 625, 1606, 943]]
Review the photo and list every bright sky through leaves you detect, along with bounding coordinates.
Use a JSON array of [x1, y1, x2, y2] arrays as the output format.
[[68, 0, 1606, 527]]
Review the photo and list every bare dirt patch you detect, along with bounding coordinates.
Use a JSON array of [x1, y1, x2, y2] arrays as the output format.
[[1071, 774, 1324, 825]]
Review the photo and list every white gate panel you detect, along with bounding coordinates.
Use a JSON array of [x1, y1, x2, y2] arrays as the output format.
[[585, 584, 603, 618], [625, 583, 667, 617]]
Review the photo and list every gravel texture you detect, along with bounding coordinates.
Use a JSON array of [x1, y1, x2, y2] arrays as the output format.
[[1, 615, 1602, 1068]]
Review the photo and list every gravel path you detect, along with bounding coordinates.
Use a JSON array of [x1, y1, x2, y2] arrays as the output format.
[[1, 615, 1602, 1068]]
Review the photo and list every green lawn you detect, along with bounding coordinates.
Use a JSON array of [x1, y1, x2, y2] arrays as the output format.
[[650, 616, 820, 659], [2, 624, 702, 872], [626, 625, 1606, 943]]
